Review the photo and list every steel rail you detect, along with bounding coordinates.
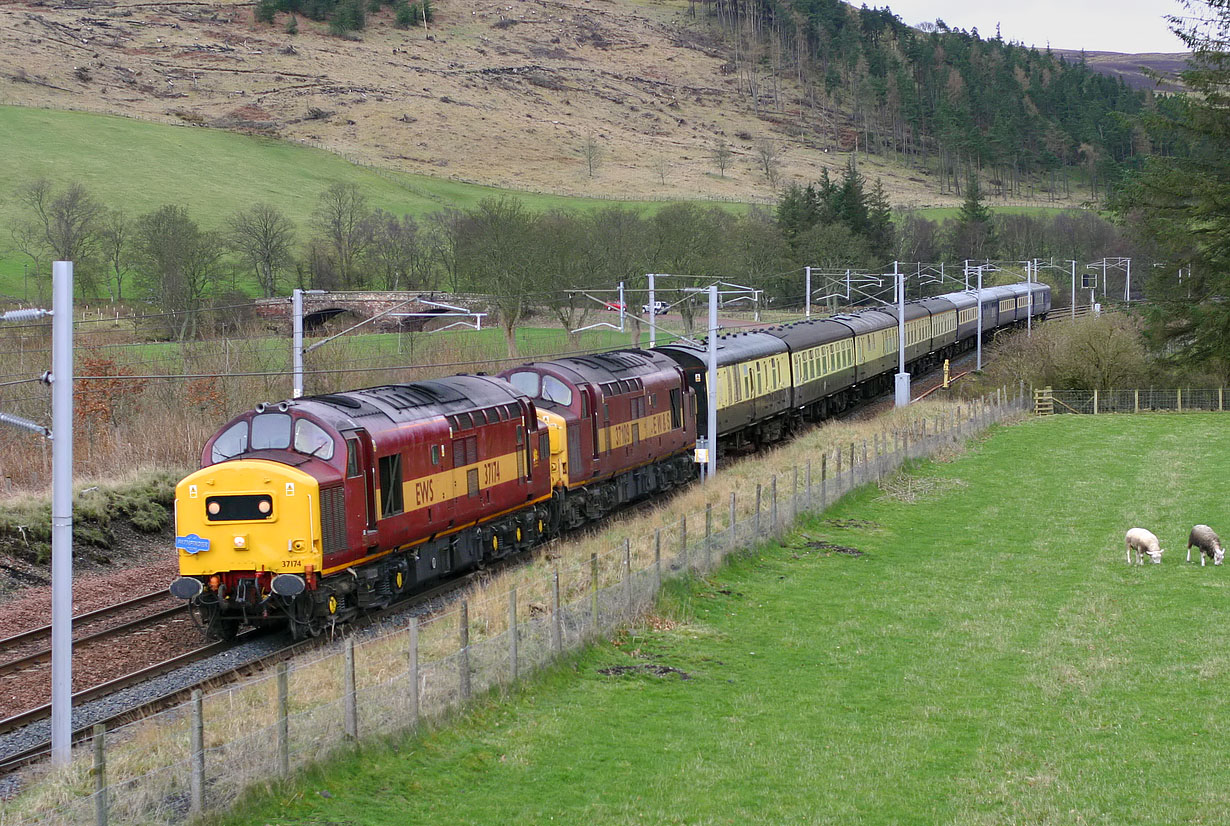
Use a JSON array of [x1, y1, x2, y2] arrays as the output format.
[[0, 604, 188, 679], [0, 590, 173, 651]]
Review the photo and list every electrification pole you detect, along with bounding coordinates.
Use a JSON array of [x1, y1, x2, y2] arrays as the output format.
[[804, 266, 811, 318], [706, 285, 718, 480], [51, 262, 74, 765], [894, 261, 909, 407], [648, 274, 657, 347]]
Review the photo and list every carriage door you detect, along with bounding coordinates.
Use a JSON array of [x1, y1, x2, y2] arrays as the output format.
[[344, 431, 377, 544]]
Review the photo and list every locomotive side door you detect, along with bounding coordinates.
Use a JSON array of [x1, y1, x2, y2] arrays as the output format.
[[343, 430, 378, 550]]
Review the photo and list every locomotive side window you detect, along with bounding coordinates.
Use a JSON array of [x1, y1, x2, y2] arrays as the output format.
[[670, 389, 682, 429], [294, 420, 335, 460], [211, 421, 248, 463], [542, 376, 573, 406], [431, 445, 441, 466], [508, 371, 540, 398], [345, 437, 361, 477], [378, 454, 404, 517], [251, 413, 292, 450]]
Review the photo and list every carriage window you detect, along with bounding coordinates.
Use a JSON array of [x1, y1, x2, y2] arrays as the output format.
[[542, 376, 573, 406], [251, 413, 292, 450], [378, 454, 404, 517], [211, 421, 248, 463], [508, 371, 540, 397], [294, 420, 335, 460]]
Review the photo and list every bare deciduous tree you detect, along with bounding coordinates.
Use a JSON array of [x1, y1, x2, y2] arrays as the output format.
[[99, 209, 131, 303], [712, 140, 733, 177], [578, 134, 604, 179], [132, 205, 224, 340], [457, 197, 537, 356], [19, 179, 104, 297], [754, 138, 782, 188], [227, 203, 295, 298], [311, 182, 373, 289], [367, 210, 430, 291]]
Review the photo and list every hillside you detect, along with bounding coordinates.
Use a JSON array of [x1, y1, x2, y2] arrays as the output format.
[[0, 0, 1135, 209], [0, 0, 880, 204], [1053, 49, 1187, 91]]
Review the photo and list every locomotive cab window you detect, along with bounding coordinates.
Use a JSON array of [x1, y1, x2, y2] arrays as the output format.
[[211, 421, 248, 463], [251, 413, 292, 450], [542, 376, 573, 406], [293, 419, 334, 460]]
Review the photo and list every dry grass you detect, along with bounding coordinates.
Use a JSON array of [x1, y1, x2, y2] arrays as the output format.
[[0, 0, 1081, 209], [1, 392, 1024, 825]]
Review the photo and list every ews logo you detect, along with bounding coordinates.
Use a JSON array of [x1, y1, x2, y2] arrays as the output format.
[[414, 479, 435, 506]]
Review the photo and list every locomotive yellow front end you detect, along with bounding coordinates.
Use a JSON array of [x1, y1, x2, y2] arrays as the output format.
[[170, 459, 322, 637]]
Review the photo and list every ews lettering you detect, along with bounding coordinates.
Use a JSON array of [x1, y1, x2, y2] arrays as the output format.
[[414, 479, 435, 506]]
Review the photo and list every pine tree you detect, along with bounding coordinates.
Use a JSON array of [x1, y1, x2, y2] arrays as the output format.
[[1117, 0, 1230, 375]]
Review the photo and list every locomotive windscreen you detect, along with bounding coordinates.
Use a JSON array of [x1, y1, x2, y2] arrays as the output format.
[[206, 495, 274, 521]]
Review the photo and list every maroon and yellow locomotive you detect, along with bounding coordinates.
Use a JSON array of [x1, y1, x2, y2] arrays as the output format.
[[170, 351, 696, 639]]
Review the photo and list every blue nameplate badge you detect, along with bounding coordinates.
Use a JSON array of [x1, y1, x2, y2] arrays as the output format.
[[175, 534, 212, 554]]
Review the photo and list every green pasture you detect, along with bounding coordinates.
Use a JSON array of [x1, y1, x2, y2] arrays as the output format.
[[228, 413, 1230, 824], [0, 106, 703, 297], [914, 204, 1075, 221]]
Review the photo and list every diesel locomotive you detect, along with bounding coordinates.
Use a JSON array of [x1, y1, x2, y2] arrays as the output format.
[[170, 282, 1049, 638]]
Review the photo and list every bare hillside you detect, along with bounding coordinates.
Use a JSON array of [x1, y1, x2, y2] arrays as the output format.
[[0, 0, 989, 206], [1052, 49, 1187, 91]]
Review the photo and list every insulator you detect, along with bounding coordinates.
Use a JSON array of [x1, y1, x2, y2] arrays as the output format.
[[0, 308, 51, 323], [0, 411, 50, 438]]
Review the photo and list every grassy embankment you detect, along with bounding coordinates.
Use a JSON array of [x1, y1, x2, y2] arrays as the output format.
[[227, 413, 1230, 824]]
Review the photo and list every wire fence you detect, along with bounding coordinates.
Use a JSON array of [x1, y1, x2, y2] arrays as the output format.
[[1037, 388, 1230, 415], [0, 391, 1029, 826]]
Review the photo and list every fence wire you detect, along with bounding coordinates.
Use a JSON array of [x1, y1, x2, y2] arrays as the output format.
[[0, 392, 1028, 826], [1040, 388, 1228, 415]]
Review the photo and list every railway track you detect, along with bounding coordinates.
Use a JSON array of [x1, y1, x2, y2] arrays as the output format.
[[0, 590, 174, 655], [0, 598, 185, 681], [0, 573, 479, 775]]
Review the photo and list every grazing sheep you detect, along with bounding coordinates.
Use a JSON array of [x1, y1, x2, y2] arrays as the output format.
[[1125, 527, 1165, 565], [1187, 524, 1224, 566]]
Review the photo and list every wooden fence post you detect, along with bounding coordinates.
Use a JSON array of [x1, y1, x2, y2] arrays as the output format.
[[820, 453, 828, 509], [1134, 389, 1139, 413], [1178, 388, 1183, 412], [770, 476, 778, 534], [654, 530, 662, 591], [190, 690, 204, 816], [1093, 388, 1099, 415], [705, 504, 713, 570], [590, 553, 600, 632], [93, 724, 107, 826], [509, 587, 519, 682], [729, 491, 737, 550], [791, 465, 799, 525], [344, 637, 358, 738], [458, 603, 471, 703], [754, 483, 762, 537], [276, 662, 289, 777], [1220, 388, 1224, 412], [408, 617, 420, 730], [551, 569, 562, 655], [806, 459, 812, 507], [680, 515, 688, 571], [623, 539, 632, 616]]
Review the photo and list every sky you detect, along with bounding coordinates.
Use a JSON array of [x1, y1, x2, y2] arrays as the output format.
[[875, 0, 1190, 53]]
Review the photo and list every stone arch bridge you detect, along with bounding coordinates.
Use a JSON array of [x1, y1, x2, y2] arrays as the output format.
[[254, 292, 489, 332]]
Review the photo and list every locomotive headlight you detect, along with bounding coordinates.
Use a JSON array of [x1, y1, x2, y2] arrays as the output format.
[[233, 534, 248, 550]]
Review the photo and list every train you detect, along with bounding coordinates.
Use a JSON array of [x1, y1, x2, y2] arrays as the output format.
[[169, 282, 1050, 639]]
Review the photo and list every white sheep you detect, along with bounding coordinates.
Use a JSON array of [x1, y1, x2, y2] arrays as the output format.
[[1125, 527, 1164, 565], [1187, 524, 1224, 566]]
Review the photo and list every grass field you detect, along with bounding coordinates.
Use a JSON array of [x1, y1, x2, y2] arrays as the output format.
[[0, 106, 689, 297], [224, 413, 1230, 825]]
